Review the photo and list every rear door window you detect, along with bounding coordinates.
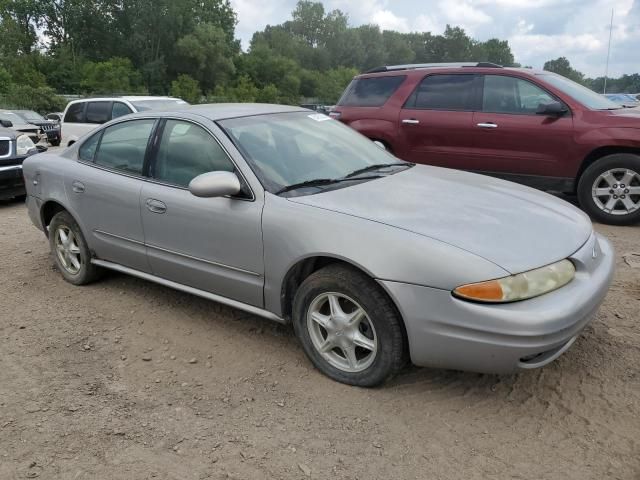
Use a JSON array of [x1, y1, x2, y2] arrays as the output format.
[[404, 74, 477, 111], [64, 103, 85, 123], [338, 76, 406, 107], [93, 119, 155, 175], [85, 101, 112, 124]]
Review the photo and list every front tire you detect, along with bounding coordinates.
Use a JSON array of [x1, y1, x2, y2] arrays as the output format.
[[292, 264, 406, 387], [49, 211, 102, 285], [577, 154, 640, 225]]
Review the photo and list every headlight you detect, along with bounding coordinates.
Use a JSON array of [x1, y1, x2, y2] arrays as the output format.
[[453, 259, 575, 303], [16, 134, 35, 156]]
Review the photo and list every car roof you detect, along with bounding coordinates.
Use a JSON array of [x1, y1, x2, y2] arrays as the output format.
[[127, 103, 307, 121], [357, 63, 548, 79], [67, 96, 184, 104]]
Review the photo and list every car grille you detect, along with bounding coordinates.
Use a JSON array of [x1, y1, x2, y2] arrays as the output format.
[[0, 139, 10, 158], [40, 124, 57, 132]]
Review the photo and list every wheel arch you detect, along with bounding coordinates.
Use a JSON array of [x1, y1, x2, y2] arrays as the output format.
[[40, 200, 72, 237], [279, 255, 409, 347], [577, 146, 640, 188]]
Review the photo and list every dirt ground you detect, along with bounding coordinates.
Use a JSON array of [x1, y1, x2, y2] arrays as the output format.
[[0, 199, 638, 480]]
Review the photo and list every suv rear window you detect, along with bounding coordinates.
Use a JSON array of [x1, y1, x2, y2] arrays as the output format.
[[338, 76, 406, 107], [85, 101, 111, 124], [64, 103, 85, 123], [404, 74, 476, 111]]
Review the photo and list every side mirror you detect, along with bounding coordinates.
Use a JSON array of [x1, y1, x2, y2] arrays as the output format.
[[536, 101, 568, 116], [373, 140, 387, 150], [0, 120, 13, 128], [189, 171, 241, 198]]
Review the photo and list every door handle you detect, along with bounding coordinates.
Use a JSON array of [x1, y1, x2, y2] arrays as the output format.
[[477, 122, 498, 129], [145, 198, 167, 214], [402, 119, 420, 125], [71, 181, 85, 193]]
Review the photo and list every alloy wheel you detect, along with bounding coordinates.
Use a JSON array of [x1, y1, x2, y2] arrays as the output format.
[[592, 168, 640, 216], [54, 225, 82, 275], [306, 292, 378, 373]]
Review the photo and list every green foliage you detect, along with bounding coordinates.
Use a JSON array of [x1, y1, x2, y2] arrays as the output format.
[[543, 57, 585, 85], [174, 23, 238, 92], [0, 84, 66, 112], [0, 67, 11, 94], [80, 57, 146, 94], [0, 0, 636, 109], [170, 74, 202, 104]]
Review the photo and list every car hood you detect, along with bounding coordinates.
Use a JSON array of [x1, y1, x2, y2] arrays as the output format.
[[288, 165, 593, 274]]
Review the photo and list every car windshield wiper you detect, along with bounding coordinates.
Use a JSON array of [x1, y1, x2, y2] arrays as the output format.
[[343, 162, 412, 179], [275, 175, 384, 195]]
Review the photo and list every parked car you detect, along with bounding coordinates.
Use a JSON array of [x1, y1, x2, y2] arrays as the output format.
[[0, 126, 38, 200], [11, 109, 61, 146], [45, 112, 64, 122], [0, 110, 47, 146], [22, 104, 614, 386], [603, 93, 640, 108], [331, 63, 640, 225], [61, 96, 189, 146]]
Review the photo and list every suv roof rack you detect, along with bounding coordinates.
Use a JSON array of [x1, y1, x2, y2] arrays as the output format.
[[365, 62, 503, 73]]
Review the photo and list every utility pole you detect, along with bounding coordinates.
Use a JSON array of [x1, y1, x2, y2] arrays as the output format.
[[603, 9, 614, 94]]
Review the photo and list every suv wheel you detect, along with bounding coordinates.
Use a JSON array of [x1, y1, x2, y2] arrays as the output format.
[[292, 264, 406, 387], [578, 154, 640, 225], [49, 211, 102, 285]]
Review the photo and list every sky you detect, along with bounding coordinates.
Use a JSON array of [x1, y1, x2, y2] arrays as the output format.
[[230, 0, 640, 78]]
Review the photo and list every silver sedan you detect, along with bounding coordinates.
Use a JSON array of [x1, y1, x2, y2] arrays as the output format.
[[23, 104, 615, 386]]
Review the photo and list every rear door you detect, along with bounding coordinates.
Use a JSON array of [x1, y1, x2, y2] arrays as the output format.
[[398, 74, 479, 169], [140, 118, 264, 307], [66, 118, 157, 272], [471, 74, 575, 178]]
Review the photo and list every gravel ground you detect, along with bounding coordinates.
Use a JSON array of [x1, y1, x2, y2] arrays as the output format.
[[0, 198, 638, 480]]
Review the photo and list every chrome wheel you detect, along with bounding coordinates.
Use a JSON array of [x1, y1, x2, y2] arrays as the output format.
[[592, 168, 640, 216], [306, 292, 377, 373], [54, 225, 82, 275]]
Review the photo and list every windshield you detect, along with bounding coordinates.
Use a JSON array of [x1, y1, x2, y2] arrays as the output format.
[[219, 112, 405, 194], [541, 74, 621, 110], [130, 99, 189, 111], [15, 110, 45, 122]]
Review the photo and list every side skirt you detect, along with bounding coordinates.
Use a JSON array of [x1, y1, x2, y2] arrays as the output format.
[[91, 259, 285, 324]]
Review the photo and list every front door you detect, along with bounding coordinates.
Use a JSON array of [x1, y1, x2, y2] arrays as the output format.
[[66, 118, 157, 272], [471, 74, 575, 178], [397, 73, 479, 169], [141, 119, 264, 307]]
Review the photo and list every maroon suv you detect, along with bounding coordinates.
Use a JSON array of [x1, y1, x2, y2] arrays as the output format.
[[331, 63, 640, 225]]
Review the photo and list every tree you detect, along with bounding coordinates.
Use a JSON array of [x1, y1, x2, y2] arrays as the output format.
[[475, 38, 514, 66], [80, 57, 145, 94], [543, 57, 585, 84], [174, 23, 238, 92], [170, 74, 201, 103]]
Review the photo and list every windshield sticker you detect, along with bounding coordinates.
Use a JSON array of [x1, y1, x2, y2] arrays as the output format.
[[308, 113, 332, 122]]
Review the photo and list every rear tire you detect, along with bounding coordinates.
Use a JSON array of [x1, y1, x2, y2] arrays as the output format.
[[49, 211, 102, 285], [577, 154, 640, 225], [292, 264, 407, 387]]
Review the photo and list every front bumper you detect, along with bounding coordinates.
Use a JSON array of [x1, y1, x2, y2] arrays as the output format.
[[381, 232, 615, 374], [0, 163, 25, 200]]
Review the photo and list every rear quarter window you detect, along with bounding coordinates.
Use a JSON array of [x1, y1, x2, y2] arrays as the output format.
[[338, 76, 406, 107], [64, 103, 85, 123]]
